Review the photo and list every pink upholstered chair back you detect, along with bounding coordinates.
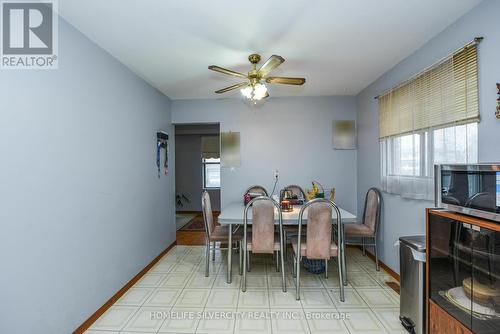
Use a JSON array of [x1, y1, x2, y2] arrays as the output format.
[[362, 188, 381, 232], [245, 185, 268, 196], [251, 200, 275, 254], [201, 191, 215, 235], [306, 202, 333, 259]]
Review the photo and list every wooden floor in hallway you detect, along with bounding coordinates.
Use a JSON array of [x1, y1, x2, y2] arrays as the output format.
[[176, 212, 220, 246]]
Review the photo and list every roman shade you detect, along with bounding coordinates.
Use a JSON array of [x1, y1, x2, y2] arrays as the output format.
[[378, 43, 479, 139], [201, 136, 219, 159]]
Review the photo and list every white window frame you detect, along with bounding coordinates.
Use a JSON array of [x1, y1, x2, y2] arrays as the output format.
[[381, 122, 478, 200], [385, 131, 428, 178]]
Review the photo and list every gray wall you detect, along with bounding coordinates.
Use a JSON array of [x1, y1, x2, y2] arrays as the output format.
[[356, 0, 500, 273], [0, 17, 175, 334], [172, 96, 358, 214], [175, 132, 221, 211]]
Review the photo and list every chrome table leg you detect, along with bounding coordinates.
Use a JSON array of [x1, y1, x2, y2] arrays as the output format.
[[227, 225, 232, 283]]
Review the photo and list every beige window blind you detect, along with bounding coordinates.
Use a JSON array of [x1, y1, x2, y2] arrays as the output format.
[[378, 43, 479, 139], [201, 136, 220, 159]]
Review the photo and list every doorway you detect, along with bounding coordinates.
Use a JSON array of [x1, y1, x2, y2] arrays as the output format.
[[174, 123, 220, 245]]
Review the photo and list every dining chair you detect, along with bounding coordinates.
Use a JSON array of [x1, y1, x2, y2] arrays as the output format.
[[343, 187, 382, 270], [292, 198, 345, 302], [280, 185, 307, 260], [243, 186, 268, 233], [242, 196, 286, 292], [244, 185, 268, 196], [201, 191, 243, 277]]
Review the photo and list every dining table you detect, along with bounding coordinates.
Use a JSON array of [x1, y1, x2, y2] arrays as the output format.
[[218, 201, 357, 283]]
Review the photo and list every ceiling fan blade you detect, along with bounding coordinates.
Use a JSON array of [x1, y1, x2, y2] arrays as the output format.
[[215, 82, 249, 94], [266, 76, 306, 85], [208, 65, 247, 79], [257, 55, 285, 77]]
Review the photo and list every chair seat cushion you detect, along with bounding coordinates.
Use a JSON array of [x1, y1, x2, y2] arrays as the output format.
[[344, 223, 375, 237], [246, 232, 281, 252], [209, 225, 243, 242], [290, 237, 338, 259]]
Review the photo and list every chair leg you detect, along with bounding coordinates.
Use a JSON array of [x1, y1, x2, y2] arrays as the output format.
[[284, 234, 288, 263], [284, 238, 289, 264], [280, 250, 286, 292], [247, 251, 251, 272], [325, 259, 328, 279], [239, 241, 243, 275], [212, 242, 216, 261], [341, 242, 347, 286], [374, 237, 380, 271], [337, 255, 345, 302], [362, 237, 366, 255], [205, 242, 210, 277], [275, 250, 279, 272], [242, 244, 247, 292], [295, 255, 301, 300]]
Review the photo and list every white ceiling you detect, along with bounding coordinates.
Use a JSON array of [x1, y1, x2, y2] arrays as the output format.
[[59, 0, 481, 100]]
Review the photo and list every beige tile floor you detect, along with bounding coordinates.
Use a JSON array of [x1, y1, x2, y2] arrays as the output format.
[[85, 245, 405, 334]]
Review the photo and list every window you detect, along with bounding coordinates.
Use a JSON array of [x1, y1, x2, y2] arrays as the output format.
[[378, 40, 479, 200], [381, 123, 478, 200], [202, 157, 220, 189], [201, 135, 220, 189], [388, 133, 422, 177], [433, 123, 478, 165]]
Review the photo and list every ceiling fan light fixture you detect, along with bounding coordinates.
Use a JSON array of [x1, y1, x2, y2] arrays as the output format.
[[210, 54, 305, 101], [253, 83, 267, 100], [240, 86, 253, 99], [241, 83, 267, 101]]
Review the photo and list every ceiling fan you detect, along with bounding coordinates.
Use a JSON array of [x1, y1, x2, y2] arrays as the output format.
[[208, 54, 306, 102]]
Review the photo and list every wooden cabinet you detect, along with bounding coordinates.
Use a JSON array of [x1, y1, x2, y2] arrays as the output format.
[[429, 300, 472, 334], [427, 209, 500, 334]]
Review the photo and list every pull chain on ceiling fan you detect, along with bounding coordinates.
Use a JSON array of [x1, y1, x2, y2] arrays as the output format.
[[208, 54, 306, 102]]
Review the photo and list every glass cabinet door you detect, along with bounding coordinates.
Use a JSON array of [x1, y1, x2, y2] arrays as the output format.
[[428, 213, 473, 329], [471, 226, 500, 333]]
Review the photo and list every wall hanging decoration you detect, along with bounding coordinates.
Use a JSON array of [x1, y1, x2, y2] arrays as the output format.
[[220, 131, 240, 168], [496, 83, 500, 119], [332, 120, 357, 149], [156, 131, 169, 177]]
